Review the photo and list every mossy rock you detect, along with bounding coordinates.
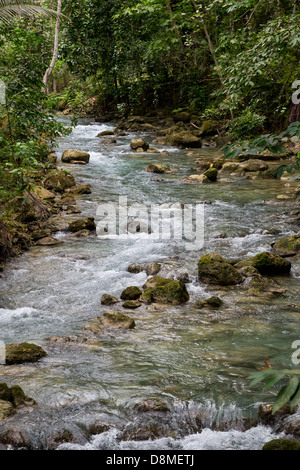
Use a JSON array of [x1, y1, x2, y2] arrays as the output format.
[[198, 253, 242, 286], [173, 111, 191, 123], [262, 439, 300, 450], [0, 383, 12, 403], [68, 217, 96, 233], [146, 163, 172, 174], [198, 120, 219, 137], [43, 171, 76, 193], [120, 286, 142, 301], [10, 385, 36, 407], [234, 252, 291, 275], [194, 296, 223, 309], [134, 397, 171, 413], [142, 276, 189, 304], [272, 235, 300, 257], [102, 311, 135, 329], [204, 167, 218, 182], [0, 400, 15, 421], [139, 290, 152, 305], [6, 342, 47, 365], [122, 300, 142, 309], [101, 294, 119, 306]]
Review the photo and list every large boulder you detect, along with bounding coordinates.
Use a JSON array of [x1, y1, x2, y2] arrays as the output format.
[[198, 120, 219, 137], [198, 253, 242, 286], [43, 171, 76, 193], [68, 217, 96, 233], [6, 343, 47, 365], [61, 149, 90, 164], [142, 276, 189, 304], [272, 235, 300, 257], [234, 252, 291, 275], [165, 132, 202, 148]]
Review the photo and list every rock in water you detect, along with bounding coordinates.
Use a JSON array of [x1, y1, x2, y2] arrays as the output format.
[[101, 294, 119, 305], [198, 253, 242, 286], [5, 343, 47, 365], [130, 139, 149, 151], [142, 276, 189, 304], [272, 235, 300, 257], [120, 286, 143, 300], [68, 217, 96, 233], [61, 149, 90, 164], [234, 252, 291, 275]]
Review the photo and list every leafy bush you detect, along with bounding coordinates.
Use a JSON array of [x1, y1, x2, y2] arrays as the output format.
[[227, 110, 266, 139]]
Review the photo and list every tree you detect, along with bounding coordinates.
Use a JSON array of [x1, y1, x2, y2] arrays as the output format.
[[42, 0, 62, 94]]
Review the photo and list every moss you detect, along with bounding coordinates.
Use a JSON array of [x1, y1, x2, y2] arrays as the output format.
[[102, 311, 135, 329], [204, 167, 218, 182], [198, 253, 242, 286], [262, 439, 300, 450], [122, 300, 142, 309], [194, 296, 223, 309], [235, 251, 291, 275], [272, 235, 300, 257], [142, 276, 189, 304], [0, 383, 12, 403], [139, 290, 152, 305], [101, 294, 119, 305], [6, 342, 47, 365], [120, 286, 143, 301]]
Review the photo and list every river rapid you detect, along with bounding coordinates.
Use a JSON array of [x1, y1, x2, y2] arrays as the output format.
[[0, 117, 299, 450]]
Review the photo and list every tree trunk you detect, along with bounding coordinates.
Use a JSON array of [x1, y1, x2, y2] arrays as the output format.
[[42, 0, 62, 94]]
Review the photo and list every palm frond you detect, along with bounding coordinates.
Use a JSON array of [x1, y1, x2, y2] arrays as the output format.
[[0, 1, 63, 25]]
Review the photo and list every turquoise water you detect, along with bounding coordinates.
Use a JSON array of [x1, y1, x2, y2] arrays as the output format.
[[0, 117, 299, 449]]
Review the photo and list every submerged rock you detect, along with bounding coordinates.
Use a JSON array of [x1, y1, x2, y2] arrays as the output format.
[[194, 296, 223, 309], [122, 300, 142, 309], [133, 397, 171, 413], [142, 276, 189, 304], [146, 163, 172, 174], [35, 236, 63, 246], [6, 342, 47, 365], [198, 253, 242, 286], [0, 400, 15, 421], [101, 311, 135, 329], [272, 235, 300, 257]]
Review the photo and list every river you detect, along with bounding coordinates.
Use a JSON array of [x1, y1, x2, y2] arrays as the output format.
[[0, 117, 299, 450]]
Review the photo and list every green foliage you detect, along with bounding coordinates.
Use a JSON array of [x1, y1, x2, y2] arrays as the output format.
[[222, 122, 300, 160], [227, 110, 266, 139], [249, 363, 300, 414]]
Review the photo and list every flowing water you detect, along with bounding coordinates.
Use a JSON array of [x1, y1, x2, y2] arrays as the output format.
[[0, 117, 299, 450]]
